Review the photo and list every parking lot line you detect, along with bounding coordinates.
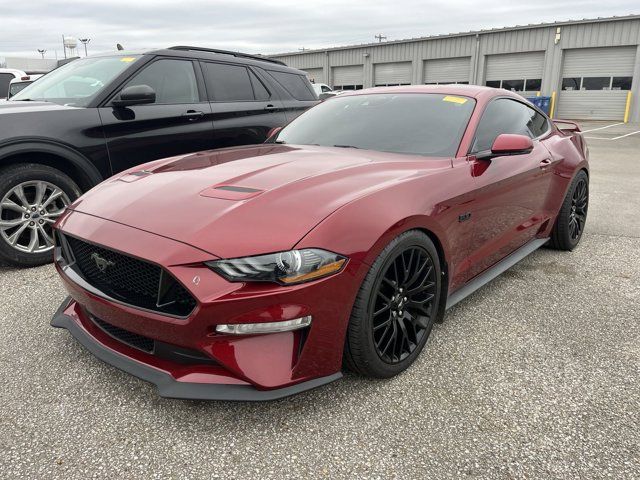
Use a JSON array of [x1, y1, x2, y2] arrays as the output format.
[[580, 122, 624, 133], [584, 130, 640, 141]]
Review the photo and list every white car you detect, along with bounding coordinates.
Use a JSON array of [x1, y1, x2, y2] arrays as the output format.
[[7, 74, 43, 99], [0, 68, 27, 100], [311, 82, 341, 100]]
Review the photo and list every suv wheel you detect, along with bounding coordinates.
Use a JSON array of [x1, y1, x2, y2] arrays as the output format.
[[0, 163, 81, 267]]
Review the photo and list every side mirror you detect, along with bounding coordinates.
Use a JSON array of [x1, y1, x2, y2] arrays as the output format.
[[490, 134, 533, 156], [112, 85, 156, 107], [266, 126, 282, 142]]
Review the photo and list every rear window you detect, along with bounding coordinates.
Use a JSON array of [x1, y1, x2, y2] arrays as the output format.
[[9, 81, 30, 97], [276, 93, 476, 157], [267, 70, 316, 100]]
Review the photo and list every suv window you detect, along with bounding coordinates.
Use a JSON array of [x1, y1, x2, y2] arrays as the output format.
[[267, 71, 316, 100], [471, 98, 548, 153], [202, 62, 256, 102], [249, 70, 271, 101], [124, 59, 198, 104]]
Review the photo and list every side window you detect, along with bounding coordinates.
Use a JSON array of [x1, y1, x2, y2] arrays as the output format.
[[124, 59, 198, 104], [267, 70, 316, 100], [248, 70, 271, 101], [202, 62, 255, 101], [471, 99, 547, 153]]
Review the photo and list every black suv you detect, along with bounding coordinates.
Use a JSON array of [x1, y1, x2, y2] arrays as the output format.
[[0, 46, 318, 267]]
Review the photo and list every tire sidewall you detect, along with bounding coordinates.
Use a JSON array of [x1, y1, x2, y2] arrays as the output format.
[[0, 164, 81, 267]]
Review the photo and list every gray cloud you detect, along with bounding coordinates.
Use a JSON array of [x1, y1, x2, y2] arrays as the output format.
[[0, 0, 637, 58]]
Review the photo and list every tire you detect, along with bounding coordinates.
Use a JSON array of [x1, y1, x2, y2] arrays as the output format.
[[344, 230, 442, 378], [549, 170, 589, 251], [0, 163, 81, 267]]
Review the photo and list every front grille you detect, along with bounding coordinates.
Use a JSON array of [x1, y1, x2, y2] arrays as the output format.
[[93, 316, 154, 353], [59, 233, 196, 317]]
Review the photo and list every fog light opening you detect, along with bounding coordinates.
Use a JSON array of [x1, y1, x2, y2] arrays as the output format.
[[216, 316, 312, 335]]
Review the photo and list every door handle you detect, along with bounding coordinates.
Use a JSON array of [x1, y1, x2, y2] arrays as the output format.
[[264, 104, 277, 112], [182, 110, 204, 121], [540, 158, 552, 168]]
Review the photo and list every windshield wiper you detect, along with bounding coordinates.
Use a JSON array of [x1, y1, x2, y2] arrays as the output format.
[[333, 144, 360, 149]]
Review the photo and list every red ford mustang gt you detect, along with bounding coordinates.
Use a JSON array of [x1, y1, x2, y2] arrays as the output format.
[[51, 85, 589, 401]]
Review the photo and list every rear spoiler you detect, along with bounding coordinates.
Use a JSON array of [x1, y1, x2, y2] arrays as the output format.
[[552, 119, 581, 133]]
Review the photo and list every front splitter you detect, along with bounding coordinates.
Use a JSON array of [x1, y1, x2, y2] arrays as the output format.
[[51, 298, 342, 402]]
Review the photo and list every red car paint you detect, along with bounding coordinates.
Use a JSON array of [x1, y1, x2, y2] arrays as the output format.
[[52, 85, 588, 398]]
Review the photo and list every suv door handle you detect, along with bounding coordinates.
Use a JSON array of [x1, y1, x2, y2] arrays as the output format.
[[182, 110, 204, 121], [264, 104, 277, 112]]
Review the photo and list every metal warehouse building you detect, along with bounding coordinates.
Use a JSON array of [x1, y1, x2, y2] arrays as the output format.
[[270, 15, 640, 122]]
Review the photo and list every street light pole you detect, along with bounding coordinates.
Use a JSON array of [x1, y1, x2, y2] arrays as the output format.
[[37, 49, 46, 59], [79, 38, 91, 56]]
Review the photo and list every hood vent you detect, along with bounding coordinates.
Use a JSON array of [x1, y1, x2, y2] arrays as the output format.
[[200, 184, 264, 200]]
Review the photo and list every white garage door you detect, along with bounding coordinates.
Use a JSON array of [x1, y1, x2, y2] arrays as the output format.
[[303, 68, 325, 84], [374, 62, 412, 86], [424, 57, 470, 84], [332, 65, 364, 89], [485, 51, 545, 96], [557, 46, 636, 120]]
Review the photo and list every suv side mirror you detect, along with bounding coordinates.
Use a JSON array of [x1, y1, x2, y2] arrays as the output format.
[[266, 126, 282, 142], [113, 85, 156, 107], [490, 134, 533, 156]]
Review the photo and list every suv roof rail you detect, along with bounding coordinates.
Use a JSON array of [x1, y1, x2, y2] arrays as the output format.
[[168, 46, 286, 66]]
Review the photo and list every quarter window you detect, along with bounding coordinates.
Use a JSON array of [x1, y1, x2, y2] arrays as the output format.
[[202, 62, 255, 101], [249, 70, 271, 101], [124, 59, 198, 104], [268, 70, 316, 100], [471, 98, 548, 153]]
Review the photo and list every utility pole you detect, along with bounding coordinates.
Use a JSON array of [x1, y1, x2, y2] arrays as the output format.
[[375, 34, 387, 43], [37, 49, 46, 59], [79, 38, 91, 56], [62, 34, 67, 58]]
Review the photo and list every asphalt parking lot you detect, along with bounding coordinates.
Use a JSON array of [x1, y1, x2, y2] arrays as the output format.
[[1, 121, 638, 479]]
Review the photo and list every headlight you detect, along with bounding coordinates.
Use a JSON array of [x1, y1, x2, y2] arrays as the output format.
[[205, 248, 347, 285]]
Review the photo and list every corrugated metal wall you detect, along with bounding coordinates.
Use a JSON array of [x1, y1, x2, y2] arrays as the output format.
[[332, 65, 364, 87], [302, 67, 325, 84], [485, 52, 545, 80], [270, 17, 640, 121]]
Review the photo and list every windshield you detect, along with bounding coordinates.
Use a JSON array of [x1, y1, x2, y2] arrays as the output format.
[[276, 93, 476, 157], [11, 55, 141, 107]]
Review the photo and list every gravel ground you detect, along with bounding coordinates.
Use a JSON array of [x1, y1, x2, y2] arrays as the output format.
[[1, 123, 638, 479]]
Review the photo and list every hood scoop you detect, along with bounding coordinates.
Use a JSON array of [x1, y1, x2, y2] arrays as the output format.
[[200, 184, 264, 200]]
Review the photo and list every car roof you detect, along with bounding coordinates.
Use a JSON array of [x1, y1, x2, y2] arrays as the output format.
[[342, 84, 518, 101], [89, 47, 297, 73]]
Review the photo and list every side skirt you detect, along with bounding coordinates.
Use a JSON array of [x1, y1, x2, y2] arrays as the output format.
[[445, 237, 549, 310]]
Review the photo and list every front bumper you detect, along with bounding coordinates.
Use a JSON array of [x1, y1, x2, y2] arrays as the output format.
[[51, 210, 364, 401], [52, 297, 341, 401]]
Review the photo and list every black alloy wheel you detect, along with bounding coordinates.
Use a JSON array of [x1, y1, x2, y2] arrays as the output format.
[[344, 230, 442, 378], [549, 170, 589, 251], [371, 246, 437, 364]]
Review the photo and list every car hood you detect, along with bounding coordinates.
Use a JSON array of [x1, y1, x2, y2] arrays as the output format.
[[69, 145, 451, 259], [0, 100, 80, 114]]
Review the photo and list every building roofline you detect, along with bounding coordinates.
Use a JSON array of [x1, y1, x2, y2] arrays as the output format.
[[269, 14, 640, 57]]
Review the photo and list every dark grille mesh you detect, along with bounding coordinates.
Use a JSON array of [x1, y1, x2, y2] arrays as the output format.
[[62, 234, 196, 317], [93, 317, 154, 353]]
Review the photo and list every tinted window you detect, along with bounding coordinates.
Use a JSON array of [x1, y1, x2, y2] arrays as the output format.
[[202, 62, 254, 101], [562, 77, 580, 91], [0, 73, 13, 96], [485, 80, 501, 88], [502, 79, 525, 91], [276, 93, 476, 157], [582, 77, 610, 90], [612, 76, 632, 90], [249, 70, 270, 100], [472, 98, 547, 153], [268, 71, 316, 100], [125, 59, 198, 104], [525, 78, 542, 91]]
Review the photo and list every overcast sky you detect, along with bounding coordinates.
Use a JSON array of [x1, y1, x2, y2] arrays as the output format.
[[0, 0, 637, 58]]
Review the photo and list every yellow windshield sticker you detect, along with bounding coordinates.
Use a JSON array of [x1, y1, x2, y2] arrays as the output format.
[[120, 57, 136, 62], [442, 95, 468, 104]]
